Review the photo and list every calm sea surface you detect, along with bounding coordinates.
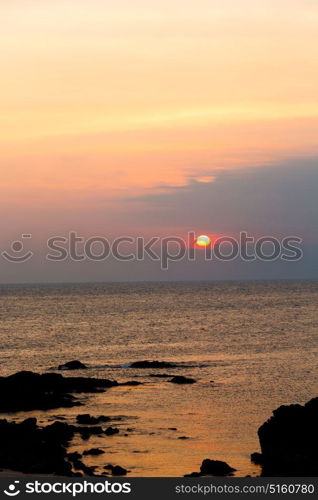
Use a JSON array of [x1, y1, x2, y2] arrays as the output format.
[[0, 280, 317, 477]]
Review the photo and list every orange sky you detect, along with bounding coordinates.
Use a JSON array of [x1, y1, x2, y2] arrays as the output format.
[[1, 0, 318, 216]]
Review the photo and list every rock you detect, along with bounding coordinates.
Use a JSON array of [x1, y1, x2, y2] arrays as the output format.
[[0, 418, 75, 476], [168, 427, 177, 431], [130, 361, 177, 369], [184, 472, 201, 477], [200, 459, 236, 476], [111, 465, 128, 476], [178, 436, 189, 440], [104, 464, 128, 476], [149, 374, 175, 378], [67, 452, 82, 462], [105, 426, 119, 436], [44, 421, 75, 443], [121, 381, 142, 386], [169, 376, 196, 384], [257, 397, 318, 476], [73, 459, 96, 476], [58, 360, 87, 370], [250, 452, 264, 465], [76, 426, 104, 440], [76, 414, 110, 425], [0, 371, 119, 413], [83, 448, 105, 456]]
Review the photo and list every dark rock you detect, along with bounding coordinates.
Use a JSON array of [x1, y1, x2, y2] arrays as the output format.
[[58, 360, 87, 370], [0, 371, 119, 413], [0, 418, 75, 476], [257, 397, 318, 476], [76, 414, 111, 425], [169, 376, 196, 384], [250, 452, 264, 465], [83, 448, 105, 456], [105, 426, 119, 436], [178, 436, 189, 440], [67, 452, 82, 462], [19, 417, 37, 430], [184, 472, 201, 477], [73, 459, 96, 476], [44, 421, 75, 443], [200, 459, 236, 476], [121, 381, 142, 386], [130, 361, 177, 369], [104, 464, 128, 476], [168, 427, 177, 431], [76, 426, 104, 440], [64, 376, 118, 393]]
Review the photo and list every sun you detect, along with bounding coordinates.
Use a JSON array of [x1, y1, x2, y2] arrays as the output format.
[[195, 234, 211, 247]]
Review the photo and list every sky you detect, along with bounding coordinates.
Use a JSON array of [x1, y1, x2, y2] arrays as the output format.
[[1, 0, 317, 282]]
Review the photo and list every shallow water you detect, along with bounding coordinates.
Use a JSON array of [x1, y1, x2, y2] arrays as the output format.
[[0, 280, 317, 476]]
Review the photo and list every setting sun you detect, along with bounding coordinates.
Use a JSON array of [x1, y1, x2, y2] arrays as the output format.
[[195, 235, 211, 247]]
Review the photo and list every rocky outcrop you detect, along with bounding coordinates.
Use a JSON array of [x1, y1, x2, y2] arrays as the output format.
[[58, 360, 87, 370], [169, 376, 196, 384], [184, 458, 236, 477], [0, 418, 74, 475], [0, 371, 139, 413], [129, 361, 177, 369], [105, 426, 119, 436], [83, 448, 105, 456], [104, 464, 128, 476], [200, 459, 236, 476], [253, 397, 318, 476], [76, 414, 111, 425]]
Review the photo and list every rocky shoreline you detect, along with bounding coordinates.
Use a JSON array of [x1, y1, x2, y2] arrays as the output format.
[[0, 360, 317, 477]]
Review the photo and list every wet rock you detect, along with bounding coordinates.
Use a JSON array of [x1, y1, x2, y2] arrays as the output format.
[[76, 414, 111, 425], [169, 376, 196, 384], [200, 459, 236, 476], [0, 371, 119, 413], [121, 381, 142, 386], [44, 421, 75, 443], [83, 448, 105, 456], [130, 361, 177, 369], [257, 397, 318, 476], [75, 426, 104, 440], [105, 426, 120, 436], [250, 452, 264, 465], [73, 459, 96, 476], [67, 452, 82, 462], [64, 376, 118, 393], [0, 418, 75, 476], [58, 360, 87, 370], [104, 464, 128, 476]]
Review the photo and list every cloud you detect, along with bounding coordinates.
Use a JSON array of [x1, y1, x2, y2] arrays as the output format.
[[126, 156, 318, 237]]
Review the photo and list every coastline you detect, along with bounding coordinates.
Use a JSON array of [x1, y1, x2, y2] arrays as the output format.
[[0, 363, 317, 478]]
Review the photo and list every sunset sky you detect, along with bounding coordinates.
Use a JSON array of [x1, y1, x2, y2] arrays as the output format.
[[1, 0, 317, 282]]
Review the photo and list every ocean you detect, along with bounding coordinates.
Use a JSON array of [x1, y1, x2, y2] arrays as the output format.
[[0, 280, 317, 477]]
